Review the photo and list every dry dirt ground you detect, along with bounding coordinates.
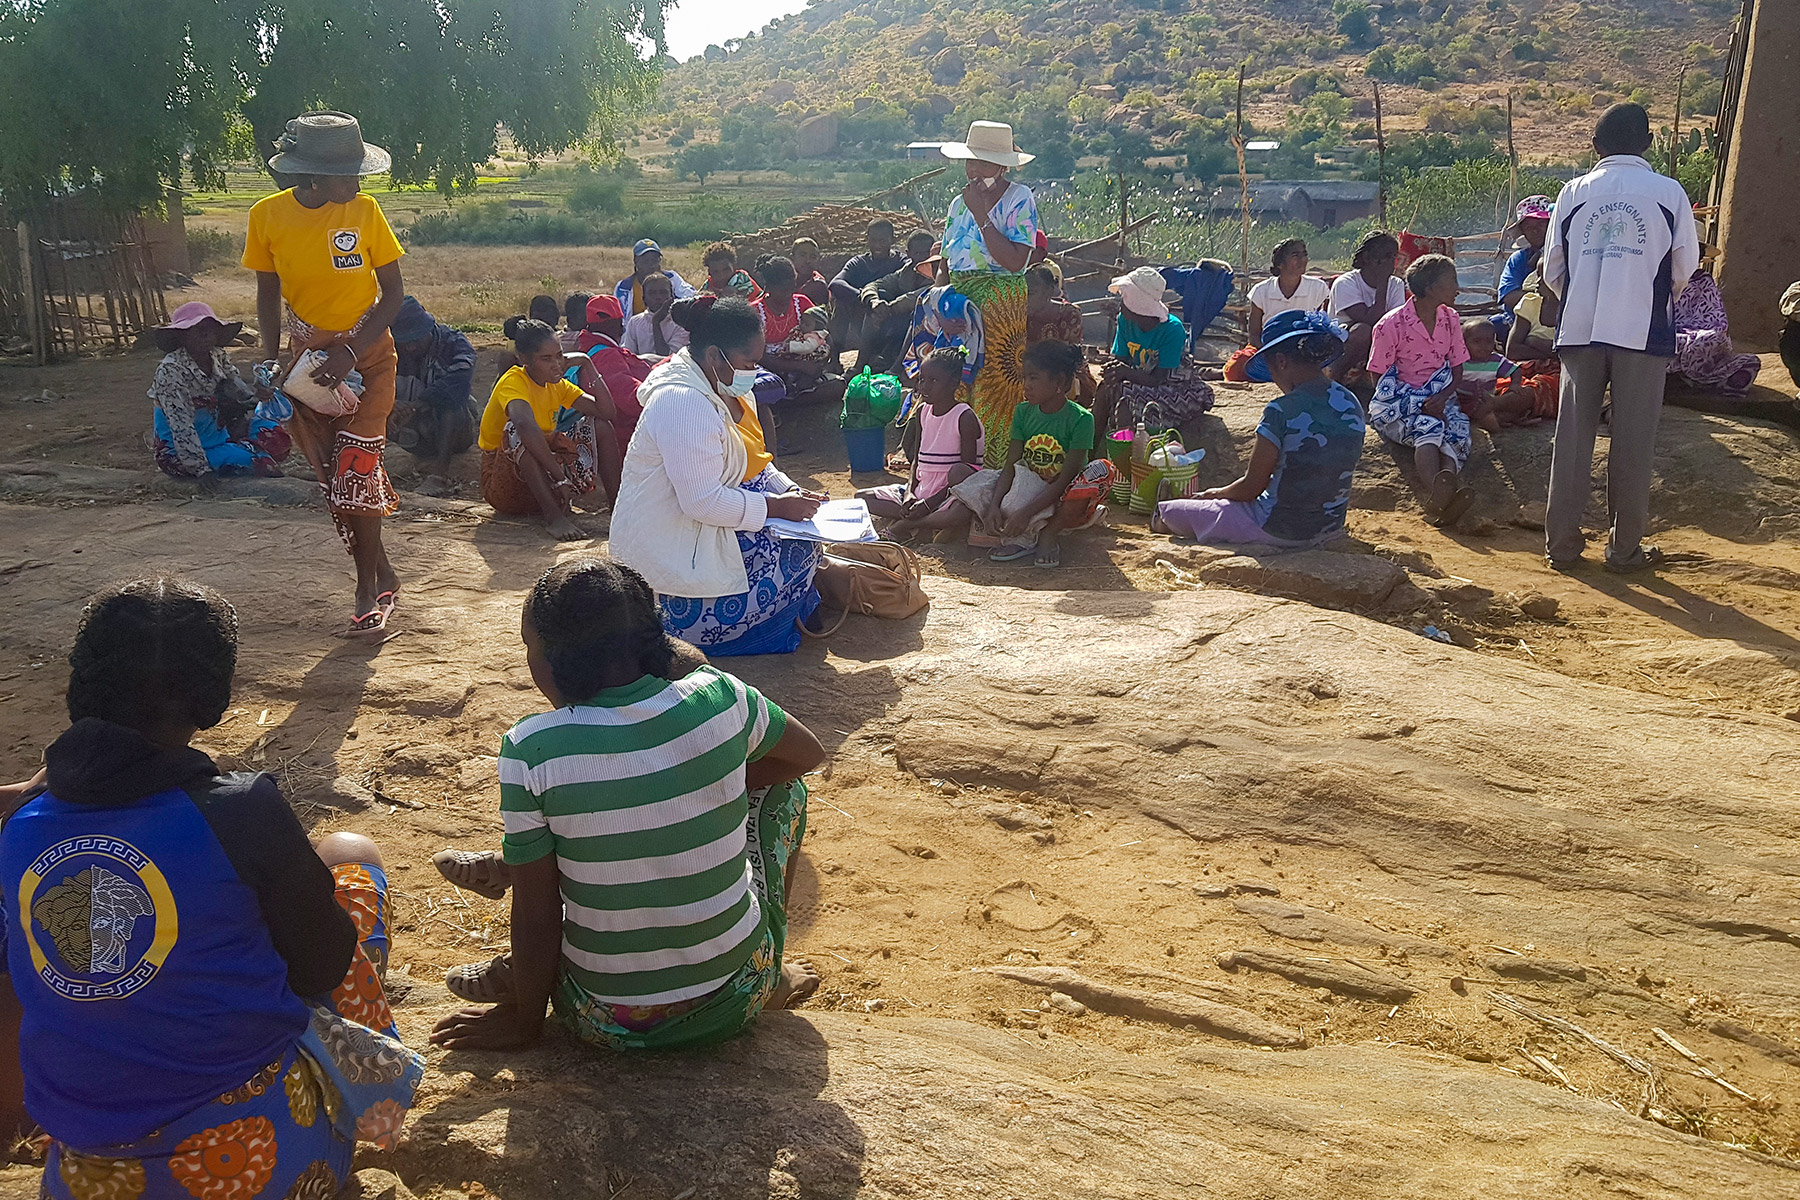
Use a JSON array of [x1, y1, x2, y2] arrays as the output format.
[[1, 333, 1798, 1199]]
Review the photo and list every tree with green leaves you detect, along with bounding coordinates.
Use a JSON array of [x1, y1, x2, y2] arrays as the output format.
[[676, 142, 729, 187], [0, 0, 671, 210]]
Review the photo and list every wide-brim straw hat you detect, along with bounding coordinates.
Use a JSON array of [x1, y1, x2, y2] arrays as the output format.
[[268, 111, 392, 177], [941, 121, 1035, 168], [153, 301, 242, 351]]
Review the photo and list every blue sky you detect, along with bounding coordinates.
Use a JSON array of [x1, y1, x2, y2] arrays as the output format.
[[661, 0, 811, 61]]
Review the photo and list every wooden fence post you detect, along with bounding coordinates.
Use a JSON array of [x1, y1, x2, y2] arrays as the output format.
[[17, 221, 46, 365]]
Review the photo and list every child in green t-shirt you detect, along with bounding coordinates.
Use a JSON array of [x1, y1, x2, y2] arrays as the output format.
[[895, 340, 1117, 567]]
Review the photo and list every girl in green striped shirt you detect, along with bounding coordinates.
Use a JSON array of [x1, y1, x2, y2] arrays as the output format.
[[430, 557, 825, 1052]]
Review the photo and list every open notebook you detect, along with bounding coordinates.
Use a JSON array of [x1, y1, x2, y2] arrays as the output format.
[[764, 498, 878, 544]]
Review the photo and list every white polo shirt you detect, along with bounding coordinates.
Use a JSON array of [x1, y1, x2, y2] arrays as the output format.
[[1542, 155, 1699, 357]]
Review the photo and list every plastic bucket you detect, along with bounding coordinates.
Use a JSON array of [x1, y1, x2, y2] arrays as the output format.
[[843, 425, 887, 472]]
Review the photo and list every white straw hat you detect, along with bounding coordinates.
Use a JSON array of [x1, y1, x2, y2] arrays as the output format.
[[940, 121, 1035, 168], [1109, 265, 1171, 319]]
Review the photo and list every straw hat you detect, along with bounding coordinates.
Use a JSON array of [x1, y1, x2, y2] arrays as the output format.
[[940, 121, 1035, 169], [267, 111, 391, 177], [1109, 265, 1170, 319], [153, 301, 242, 351]]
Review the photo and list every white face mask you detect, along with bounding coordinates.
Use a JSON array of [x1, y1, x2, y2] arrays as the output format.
[[724, 368, 760, 398], [711, 350, 759, 397]]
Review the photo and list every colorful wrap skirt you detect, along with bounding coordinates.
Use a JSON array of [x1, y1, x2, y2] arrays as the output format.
[[479, 416, 599, 517], [952, 271, 1027, 469], [284, 313, 400, 553], [1112, 376, 1216, 436], [40, 864, 423, 1200], [556, 780, 808, 1051], [658, 469, 823, 657], [1369, 363, 1472, 470]]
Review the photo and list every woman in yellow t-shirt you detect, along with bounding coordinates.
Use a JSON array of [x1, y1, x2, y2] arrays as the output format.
[[242, 111, 406, 637], [477, 319, 606, 540]]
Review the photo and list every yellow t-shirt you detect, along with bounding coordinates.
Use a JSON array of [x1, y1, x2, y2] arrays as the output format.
[[478, 367, 584, 452], [733, 394, 773, 482], [241, 190, 404, 333]]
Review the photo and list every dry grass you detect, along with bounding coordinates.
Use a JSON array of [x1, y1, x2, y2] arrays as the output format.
[[186, 244, 704, 330]]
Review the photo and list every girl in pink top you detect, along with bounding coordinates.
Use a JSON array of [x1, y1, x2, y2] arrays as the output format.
[[859, 348, 984, 530], [1368, 254, 1474, 526]]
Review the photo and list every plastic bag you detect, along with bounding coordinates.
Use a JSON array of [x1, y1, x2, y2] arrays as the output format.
[[842, 368, 904, 430], [281, 349, 362, 417]]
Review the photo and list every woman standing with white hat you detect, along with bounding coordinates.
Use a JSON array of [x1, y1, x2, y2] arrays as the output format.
[[940, 120, 1040, 467], [242, 110, 406, 637]]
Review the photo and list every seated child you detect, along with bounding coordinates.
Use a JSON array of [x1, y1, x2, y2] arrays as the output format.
[[0, 576, 421, 1196], [577, 294, 653, 454], [898, 340, 1117, 568], [783, 304, 831, 360], [479, 317, 614, 540], [428, 557, 825, 1053], [1153, 310, 1364, 546], [558, 292, 592, 351], [148, 302, 290, 487], [1456, 317, 1530, 430], [1367, 254, 1475, 527], [858, 347, 984, 530]]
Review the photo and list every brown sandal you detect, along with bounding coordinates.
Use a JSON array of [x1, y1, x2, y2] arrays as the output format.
[[432, 848, 511, 900], [446, 953, 514, 1004]]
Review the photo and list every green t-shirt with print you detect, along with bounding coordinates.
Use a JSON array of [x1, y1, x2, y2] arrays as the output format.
[[1009, 399, 1095, 481]]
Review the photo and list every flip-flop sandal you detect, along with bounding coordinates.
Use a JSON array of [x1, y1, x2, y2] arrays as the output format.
[[446, 954, 514, 1004], [1436, 486, 1476, 529], [989, 543, 1036, 563], [432, 848, 510, 900], [1033, 545, 1062, 568], [341, 604, 389, 639]]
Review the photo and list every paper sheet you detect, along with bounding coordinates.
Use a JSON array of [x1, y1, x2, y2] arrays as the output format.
[[764, 498, 878, 544]]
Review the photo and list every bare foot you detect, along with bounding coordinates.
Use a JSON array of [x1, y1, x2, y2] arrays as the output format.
[[546, 515, 585, 541], [768, 958, 821, 1010]]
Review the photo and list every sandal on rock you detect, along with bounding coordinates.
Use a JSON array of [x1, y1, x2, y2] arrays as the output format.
[[341, 602, 389, 639], [446, 953, 514, 1004], [432, 848, 511, 900]]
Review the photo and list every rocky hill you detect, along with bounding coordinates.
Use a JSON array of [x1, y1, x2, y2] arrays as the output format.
[[644, 0, 1741, 172]]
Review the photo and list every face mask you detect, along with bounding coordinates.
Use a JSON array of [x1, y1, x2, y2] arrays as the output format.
[[723, 368, 760, 398], [711, 351, 758, 397]]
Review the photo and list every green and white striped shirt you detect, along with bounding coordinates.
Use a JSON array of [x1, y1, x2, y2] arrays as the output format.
[[499, 666, 788, 1006]]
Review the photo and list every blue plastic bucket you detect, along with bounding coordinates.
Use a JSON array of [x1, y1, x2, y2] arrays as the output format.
[[843, 425, 886, 472]]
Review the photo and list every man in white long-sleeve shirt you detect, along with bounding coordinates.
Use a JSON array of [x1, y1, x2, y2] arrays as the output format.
[[1542, 103, 1700, 572]]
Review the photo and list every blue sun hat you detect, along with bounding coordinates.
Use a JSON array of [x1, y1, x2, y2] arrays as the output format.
[[1246, 309, 1347, 383]]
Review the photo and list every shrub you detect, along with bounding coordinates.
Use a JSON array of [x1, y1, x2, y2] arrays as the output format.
[[186, 227, 240, 273]]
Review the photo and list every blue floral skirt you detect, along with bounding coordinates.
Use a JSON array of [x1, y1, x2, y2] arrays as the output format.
[[1369, 363, 1473, 469], [659, 469, 823, 656]]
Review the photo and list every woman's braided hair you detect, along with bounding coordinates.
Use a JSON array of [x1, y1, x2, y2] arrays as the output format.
[[66, 577, 238, 729], [525, 557, 675, 701]]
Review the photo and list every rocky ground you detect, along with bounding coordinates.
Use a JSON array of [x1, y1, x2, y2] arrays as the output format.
[[0, 340, 1797, 1199]]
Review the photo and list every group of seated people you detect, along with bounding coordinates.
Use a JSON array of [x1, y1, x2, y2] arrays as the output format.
[[0, 565, 826, 1196]]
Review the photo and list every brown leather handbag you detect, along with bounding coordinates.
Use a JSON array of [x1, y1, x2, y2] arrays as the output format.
[[803, 540, 929, 638]]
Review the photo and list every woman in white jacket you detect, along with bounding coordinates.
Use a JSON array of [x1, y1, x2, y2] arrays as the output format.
[[610, 295, 825, 655]]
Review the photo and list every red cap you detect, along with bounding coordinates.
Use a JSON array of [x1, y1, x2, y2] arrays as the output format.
[[586, 295, 625, 324]]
